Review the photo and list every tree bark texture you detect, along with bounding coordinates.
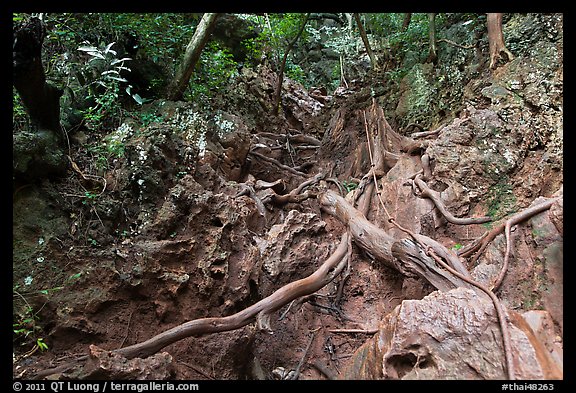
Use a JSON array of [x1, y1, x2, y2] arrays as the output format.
[[166, 13, 220, 101], [13, 17, 63, 137], [427, 13, 438, 64], [401, 13, 412, 32], [487, 13, 514, 69], [354, 13, 378, 70], [272, 13, 310, 116]]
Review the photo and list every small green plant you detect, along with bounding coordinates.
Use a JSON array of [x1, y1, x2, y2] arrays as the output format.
[[82, 191, 100, 205], [13, 89, 30, 132], [452, 243, 463, 250], [13, 288, 48, 354], [87, 135, 125, 171], [342, 180, 358, 193], [78, 41, 143, 131], [285, 61, 307, 86], [36, 338, 49, 351], [115, 229, 130, 238], [139, 112, 163, 126], [485, 178, 516, 220]]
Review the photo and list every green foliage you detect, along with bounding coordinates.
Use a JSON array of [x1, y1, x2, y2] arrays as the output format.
[[76, 41, 146, 131], [36, 338, 49, 351], [240, 14, 310, 76], [86, 131, 126, 172], [342, 180, 358, 193], [98, 13, 197, 66], [485, 178, 517, 220], [13, 289, 48, 353], [285, 61, 307, 86], [13, 89, 30, 132], [139, 112, 163, 127], [82, 191, 100, 205], [44, 13, 195, 67], [186, 42, 239, 101], [13, 270, 83, 353]]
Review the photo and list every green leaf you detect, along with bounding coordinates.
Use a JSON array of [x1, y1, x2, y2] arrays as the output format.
[[106, 76, 128, 83], [111, 58, 133, 65], [36, 338, 49, 351], [78, 45, 99, 52], [131, 93, 144, 105], [104, 42, 117, 54], [68, 272, 82, 281]]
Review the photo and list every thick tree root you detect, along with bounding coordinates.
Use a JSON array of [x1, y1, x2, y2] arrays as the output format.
[[413, 175, 492, 225]]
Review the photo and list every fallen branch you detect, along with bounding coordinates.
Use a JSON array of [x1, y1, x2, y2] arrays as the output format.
[[288, 331, 316, 380]]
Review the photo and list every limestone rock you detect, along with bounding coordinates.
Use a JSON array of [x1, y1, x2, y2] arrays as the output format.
[[341, 287, 560, 380]]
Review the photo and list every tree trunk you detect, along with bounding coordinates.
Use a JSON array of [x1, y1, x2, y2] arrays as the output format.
[[13, 16, 68, 179], [272, 13, 310, 116], [166, 13, 220, 101], [487, 13, 514, 69], [401, 13, 412, 32], [354, 13, 378, 70], [13, 17, 63, 138], [427, 13, 438, 64]]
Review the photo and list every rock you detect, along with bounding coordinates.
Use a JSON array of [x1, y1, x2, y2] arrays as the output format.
[[395, 63, 436, 127], [520, 310, 563, 373], [340, 287, 558, 380], [259, 210, 326, 279], [76, 345, 174, 380], [13, 129, 68, 179]]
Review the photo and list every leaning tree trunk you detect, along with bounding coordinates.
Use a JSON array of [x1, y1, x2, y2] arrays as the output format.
[[166, 13, 220, 101], [13, 16, 68, 178], [354, 13, 379, 70], [272, 13, 310, 116], [487, 13, 514, 69]]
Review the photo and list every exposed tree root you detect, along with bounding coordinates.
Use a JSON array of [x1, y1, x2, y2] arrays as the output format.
[[31, 98, 551, 382], [32, 232, 351, 379], [459, 197, 561, 270], [249, 150, 308, 177], [310, 360, 338, 380], [491, 197, 560, 291], [413, 175, 492, 225], [256, 132, 322, 147]]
